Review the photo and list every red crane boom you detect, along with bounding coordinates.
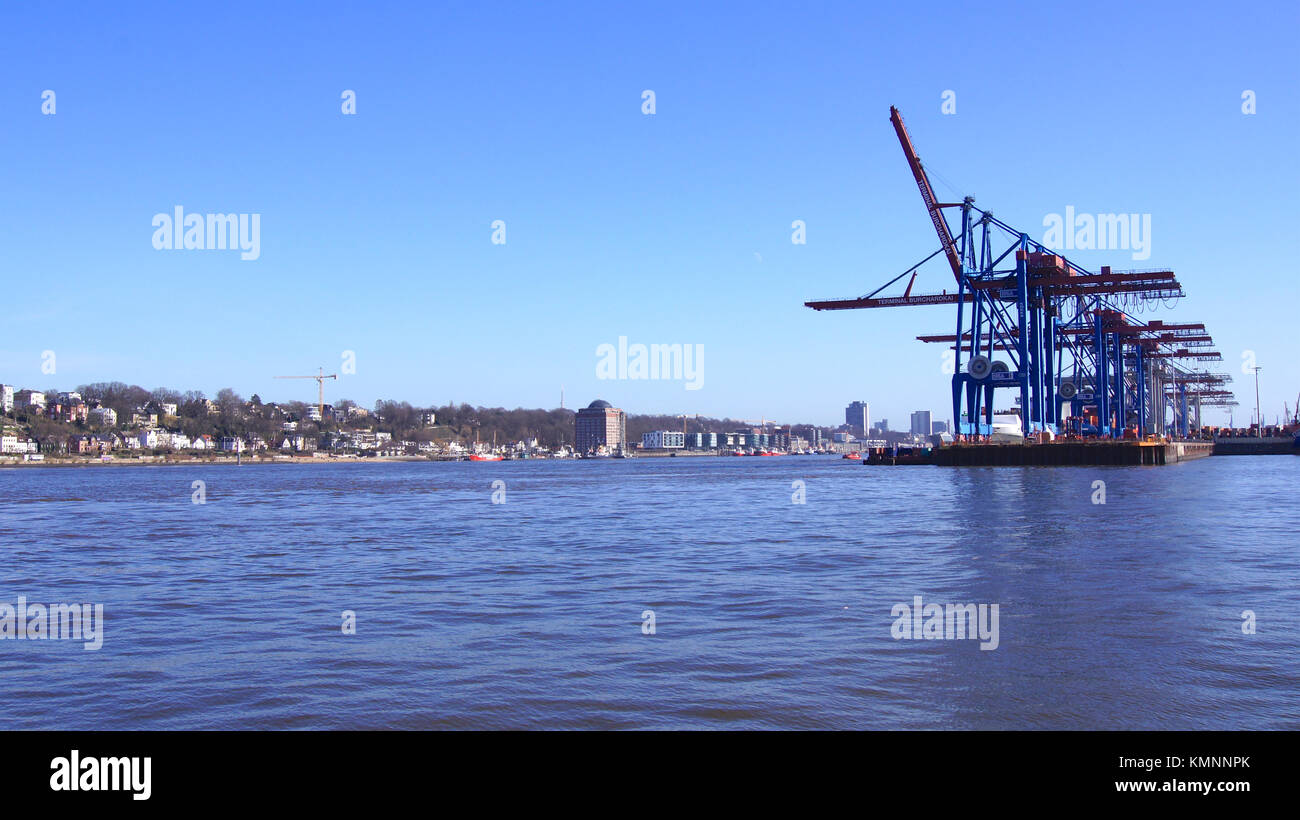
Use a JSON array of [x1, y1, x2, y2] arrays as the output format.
[[890, 105, 962, 283]]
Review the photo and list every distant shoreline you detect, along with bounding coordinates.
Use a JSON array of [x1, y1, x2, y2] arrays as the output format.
[[0, 451, 835, 468], [0, 455, 441, 469]]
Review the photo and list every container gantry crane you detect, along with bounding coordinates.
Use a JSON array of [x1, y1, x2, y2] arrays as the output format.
[[806, 106, 1232, 439]]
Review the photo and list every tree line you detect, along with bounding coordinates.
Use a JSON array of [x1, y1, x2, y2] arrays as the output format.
[[15, 382, 836, 449]]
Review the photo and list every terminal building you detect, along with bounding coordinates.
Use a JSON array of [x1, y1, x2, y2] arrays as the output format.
[[575, 399, 626, 454]]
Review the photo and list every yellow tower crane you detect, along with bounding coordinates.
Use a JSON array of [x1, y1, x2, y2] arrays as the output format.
[[274, 367, 338, 422]]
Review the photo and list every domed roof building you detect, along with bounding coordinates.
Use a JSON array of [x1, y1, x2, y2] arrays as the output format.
[[575, 399, 626, 455]]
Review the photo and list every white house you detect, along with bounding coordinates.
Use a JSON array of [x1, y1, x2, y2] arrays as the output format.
[[15, 390, 45, 410]]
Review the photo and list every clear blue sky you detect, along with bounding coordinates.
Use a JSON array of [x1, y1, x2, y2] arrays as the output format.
[[2, 1, 1295, 427]]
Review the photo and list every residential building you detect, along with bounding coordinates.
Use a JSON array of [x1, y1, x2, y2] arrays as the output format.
[[15, 390, 45, 410], [88, 406, 118, 426], [279, 434, 317, 452], [48, 402, 89, 424], [642, 430, 684, 449], [687, 432, 718, 449], [1, 384, 13, 413]]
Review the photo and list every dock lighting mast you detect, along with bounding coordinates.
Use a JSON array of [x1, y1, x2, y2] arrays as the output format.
[[274, 367, 338, 422], [1253, 366, 1262, 436]]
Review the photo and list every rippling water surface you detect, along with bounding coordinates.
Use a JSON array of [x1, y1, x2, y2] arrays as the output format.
[[2, 456, 1297, 729]]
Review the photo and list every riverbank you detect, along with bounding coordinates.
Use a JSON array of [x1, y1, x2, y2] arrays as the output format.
[[0, 450, 844, 468], [0, 454, 447, 468]]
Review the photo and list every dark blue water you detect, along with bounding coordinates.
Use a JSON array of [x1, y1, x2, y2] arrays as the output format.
[[2, 456, 1297, 729]]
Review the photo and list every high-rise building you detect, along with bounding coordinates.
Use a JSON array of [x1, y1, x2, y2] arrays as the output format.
[[910, 410, 932, 436], [845, 401, 870, 435], [575, 399, 626, 453]]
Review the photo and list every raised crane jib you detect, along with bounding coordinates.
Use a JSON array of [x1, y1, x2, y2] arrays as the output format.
[[889, 106, 962, 283]]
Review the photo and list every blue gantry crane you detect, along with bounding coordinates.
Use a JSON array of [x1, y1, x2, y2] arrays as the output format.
[[807, 106, 1232, 440]]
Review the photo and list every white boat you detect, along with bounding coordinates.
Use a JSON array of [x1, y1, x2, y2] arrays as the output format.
[[988, 414, 1025, 443]]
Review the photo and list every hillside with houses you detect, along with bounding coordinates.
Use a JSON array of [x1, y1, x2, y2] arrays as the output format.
[[0, 382, 464, 461]]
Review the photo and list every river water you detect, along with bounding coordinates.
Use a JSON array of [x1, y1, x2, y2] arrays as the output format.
[[1, 456, 1297, 729]]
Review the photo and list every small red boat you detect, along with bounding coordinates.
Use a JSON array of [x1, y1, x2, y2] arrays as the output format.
[[842, 451, 861, 460], [468, 454, 503, 462]]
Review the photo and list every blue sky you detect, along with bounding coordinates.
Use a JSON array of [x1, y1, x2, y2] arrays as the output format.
[[2, 1, 1295, 427]]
